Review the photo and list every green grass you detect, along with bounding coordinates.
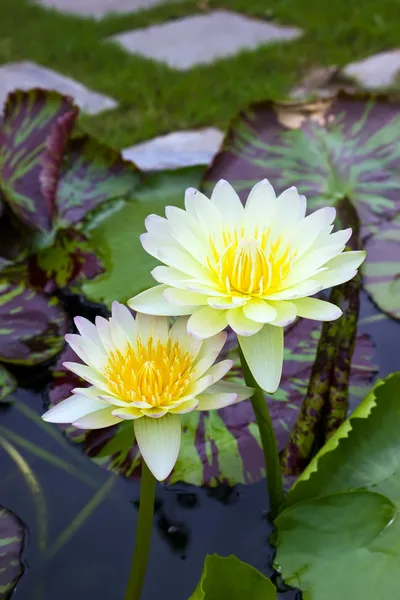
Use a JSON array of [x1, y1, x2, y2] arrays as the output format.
[[1, 0, 400, 149]]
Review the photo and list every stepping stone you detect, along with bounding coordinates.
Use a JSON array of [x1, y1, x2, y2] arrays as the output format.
[[0, 61, 117, 115], [34, 0, 167, 18], [122, 127, 224, 171], [342, 50, 400, 89], [109, 10, 302, 71]]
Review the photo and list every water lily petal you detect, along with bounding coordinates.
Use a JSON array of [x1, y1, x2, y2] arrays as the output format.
[[164, 288, 208, 306], [135, 313, 169, 345], [238, 324, 284, 393], [151, 266, 193, 288], [170, 316, 202, 357], [144, 213, 169, 237], [205, 379, 254, 402], [208, 296, 246, 309], [158, 245, 206, 279], [74, 316, 101, 347], [110, 302, 137, 346], [129, 285, 196, 316], [166, 206, 207, 262], [324, 249, 366, 271], [73, 407, 122, 429], [227, 307, 264, 336], [42, 394, 109, 423], [65, 333, 107, 370], [185, 187, 223, 235], [134, 414, 181, 481], [206, 359, 234, 383], [196, 391, 238, 410], [168, 398, 199, 414], [243, 298, 278, 323], [111, 407, 142, 419], [186, 374, 213, 396], [191, 331, 227, 378], [315, 268, 358, 290], [95, 316, 114, 353], [63, 362, 108, 388], [274, 187, 306, 229], [245, 179, 277, 228], [293, 297, 343, 321], [268, 300, 297, 327], [292, 207, 336, 256], [187, 306, 228, 339], [264, 279, 323, 301], [211, 180, 244, 224]]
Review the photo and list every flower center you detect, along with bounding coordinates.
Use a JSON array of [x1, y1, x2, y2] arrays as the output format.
[[104, 338, 194, 406], [206, 227, 296, 296]]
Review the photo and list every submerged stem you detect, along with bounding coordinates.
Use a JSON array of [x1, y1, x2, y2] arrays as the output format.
[[124, 461, 156, 600], [239, 348, 284, 519]]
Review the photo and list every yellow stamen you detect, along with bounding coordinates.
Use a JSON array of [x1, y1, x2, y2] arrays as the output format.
[[206, 227, 296, 296], [104, 337, 194, 406]]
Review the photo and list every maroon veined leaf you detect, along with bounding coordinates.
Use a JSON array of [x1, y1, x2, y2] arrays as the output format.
[[363, 217, 400, 319], [0, 210, 28, 274], [29, 229, 104, 293], [204, 93, 400, 319], [0, 89, 78, 233], [0, 506, 24, 598], [0, 364, 17, 402], [0, 277, 67, 365], [47, 320, 376, 487], [55, 135, 140, 228]]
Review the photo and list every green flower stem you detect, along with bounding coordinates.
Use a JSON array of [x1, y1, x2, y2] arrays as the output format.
[[239, 348, 284, 520], [124, 461, 156, 600]]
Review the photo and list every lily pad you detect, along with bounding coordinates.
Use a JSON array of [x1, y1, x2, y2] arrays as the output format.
[[0, 364, 17, 402], [0, 277, 67, 365], [83, 165, 205, 307], [275, 373, 400, 600], [189, 554, 276, 599], [47, 316, 376, 487], [204, 93, 400, 318], [0, 506, 25, 598], [0, 89, 78, 233]]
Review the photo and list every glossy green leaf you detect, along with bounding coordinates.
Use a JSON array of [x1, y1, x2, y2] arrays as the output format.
[[189, 554, 276, 600], [204, 93, 400, 319], [0, 277, 67, 365], [275, 373, 400, 600], [83, 165, 205, 307], [0, 506, 24, 598], [0, 89, 78, 233]]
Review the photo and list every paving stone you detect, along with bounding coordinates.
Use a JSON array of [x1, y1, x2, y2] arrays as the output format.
[[342, 50, 400, 89], [110, 10, 302, 71], [34, 0, 167, 18], [0, 61, 117, 115], [122, 127, 224, 171]]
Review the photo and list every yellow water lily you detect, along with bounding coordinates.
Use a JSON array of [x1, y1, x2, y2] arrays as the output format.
[[128, 179, 366, 393], [42, 303, 252, 481]]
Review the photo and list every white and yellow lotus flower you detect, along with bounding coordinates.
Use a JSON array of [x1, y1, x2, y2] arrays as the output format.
[[128, 179, 366, 393], [42, 303, 252, 481]]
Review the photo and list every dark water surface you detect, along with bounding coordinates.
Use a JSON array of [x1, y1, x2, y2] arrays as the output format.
[[1, 291, 398, 600]]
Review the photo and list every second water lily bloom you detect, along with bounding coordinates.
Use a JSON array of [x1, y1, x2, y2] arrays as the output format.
[[128, 179, 366, 393], [42, 303, 252, 481]]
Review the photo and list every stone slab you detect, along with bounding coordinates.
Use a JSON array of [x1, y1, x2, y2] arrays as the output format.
[[34, 0, 167, 18], [122, 127, 224, 170], [0, 61, 117, 115], [343, 50, 400, 89], [110, 10, 302, 71]]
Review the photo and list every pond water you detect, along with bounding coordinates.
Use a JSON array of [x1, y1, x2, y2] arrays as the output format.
[[1, 290, 398, 600]]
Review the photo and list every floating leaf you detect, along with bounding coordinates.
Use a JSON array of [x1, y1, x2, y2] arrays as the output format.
[[189, 554, 276, 599], [0, 278, 67, 365], [48, 317, 376, 487], [275, 373, 400, 600], [83, 166, 205, 307], [204, 93, 400, 317], [55, 135, 140, 228], [0, 506, 24, 598], [0, 364, 17, 402], [30, 229, 104, 293], [0, 89, 78, 233]]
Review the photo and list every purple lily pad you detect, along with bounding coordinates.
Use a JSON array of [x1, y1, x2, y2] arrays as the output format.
[[0, 506, 24, 598]]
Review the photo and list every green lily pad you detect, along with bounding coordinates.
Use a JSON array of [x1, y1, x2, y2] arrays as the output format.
[[0, 506, 25, 598], [83, 165, 205, 307], [189, 554, 276, 600], [275, 373, 400, 600], [204, 93, 400, 319]]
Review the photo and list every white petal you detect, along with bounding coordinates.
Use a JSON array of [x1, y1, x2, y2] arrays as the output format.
[[264, 279, 323, 301], [191, 331, 227, 378], [208, 296, 246, 309], [243, 298, 278, 323], [314, 268, 358, 290], [238, 324, 284, 393], [186, 374, 213, 396], [293, 297, 343, 321], [196, 392, 238, 411], [274, 187, 306, 229], [73, 407, 122, 429], [184, 187, 222, 235], [145, 213, 169, 236], [63, 362, 108, 388], [205, 379, 254, 402], [65, 333, 107, 370], [110, 302, 137, 346], [111, 407, 142, 419], [285, 243, 349, 287], [245, 179, 277, 227], [292, 207, 336, 256], [227, 307, 264, 336], [158, 244, 206, 279], [135, 313, 169, 345], [268, 300, 297, 327], [205, 359, 233, 383], [42, 394, 109, 423], [134, 414, 181, 481], [170, 316, 202, 357], [164, 288, 207, 306], [211, 180, 244, 224], [95, 316, 114, 353], [166, 206, 206, 262], [187, 306, 228, 339], [151, 266, 193, 288], [74, 316, 101, 347], [168, 398, 199, 414], [324, 250, 366, 271], [129, 285, 196, 316]]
